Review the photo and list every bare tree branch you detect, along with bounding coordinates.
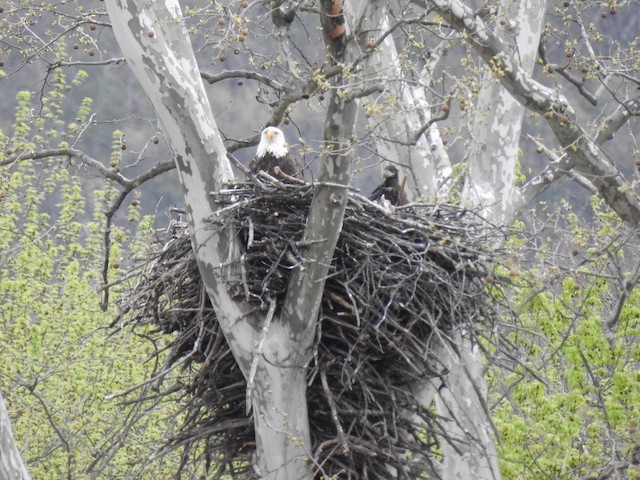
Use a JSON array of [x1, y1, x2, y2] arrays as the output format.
[[517, 92, 640, 217], [427, 0, 640, 225], [595, 96, 640, 144], [539, 36, 598, 106], [201, 69, 283, 90], [2, 148, 127, 185], [605, 257, 640, 332], [2, 146, 175, 309], [2, 147, 175, 188], [48, 57, 127, 69]]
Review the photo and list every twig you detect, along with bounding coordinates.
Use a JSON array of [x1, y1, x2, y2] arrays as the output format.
[[117, 182, 503, 477], [320, 366, 348, 454], [246, 298, 278, 415], [273, 165, 306, 185]]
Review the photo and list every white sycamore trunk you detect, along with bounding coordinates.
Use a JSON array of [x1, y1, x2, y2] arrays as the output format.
[[462, 0, 547, 224], [0, 394, 31, 480], [429, 1, 547, 478], [104, 0, 366, 478], [104, 1, 314, 478], [354, 0, 547, 477]]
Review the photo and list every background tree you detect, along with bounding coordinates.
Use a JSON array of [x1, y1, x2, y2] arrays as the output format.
[[494, 203, 640, 479], [0, 85, 184, 477], [1, 0, 639, 478]]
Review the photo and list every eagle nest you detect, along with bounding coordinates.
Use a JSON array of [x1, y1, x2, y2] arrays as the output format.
[[119, 181, 504, 479]]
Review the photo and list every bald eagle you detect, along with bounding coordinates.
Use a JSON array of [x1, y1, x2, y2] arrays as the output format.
[[249, 127, 300, 180], [369, 165, 407, 206]]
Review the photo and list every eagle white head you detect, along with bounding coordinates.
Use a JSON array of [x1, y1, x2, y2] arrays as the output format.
[[256, 126, 288, 158]]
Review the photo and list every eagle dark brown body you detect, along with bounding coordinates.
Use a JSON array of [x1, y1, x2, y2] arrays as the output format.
[[249, 151, 298, 178], [369, 165, 407, 206]]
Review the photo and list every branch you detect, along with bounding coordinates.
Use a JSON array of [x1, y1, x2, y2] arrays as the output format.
[[22, 385, 72, 477], [2, 148, 128, 186], [245, 298, 277, 415], [100, 189, 130, 311], [7, 149, 174, 189], [3, 147, 175, 311], [580, 461, 633, 480], [273, 165, 305, 184], [223, 67, 341, 153], [595, 96, 640, 144], [130, 161, 175, 187], [605, 257, 640, 332], [320, 365, 348, 454], [539, 38, 597, 106], [201, 69, 283, 90], [5, 20, 94, 78], [271, 1, 305, 80], [516, 136, 594, 211], [547, 118, 640, 224], [517, 91, 640, 216], [48, 57, 127, 69], [427, 0, 640, 225], [343, 83, 386, 101], [428, 0, 569, 113], [411, 99, 451, 144]]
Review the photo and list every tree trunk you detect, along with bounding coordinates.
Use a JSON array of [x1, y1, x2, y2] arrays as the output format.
[[251, 359, 312, 479], [102, 0, 256, 374], [360, 3, 443, 200], [104, 1, 364, 477], [462, 0, 546, 224], [0, 394, 31, 480], [434, 336, 501, 479], [103, 1, 313, 477], [426, 2, 546, 477]]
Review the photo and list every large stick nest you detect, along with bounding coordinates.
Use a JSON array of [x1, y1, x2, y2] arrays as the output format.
[[120, 181, 504, 479]]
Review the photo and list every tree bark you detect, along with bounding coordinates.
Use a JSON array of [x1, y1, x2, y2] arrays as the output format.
[[463, 0, 546, 223], [0, 394, 31, 480], [434, 336, 501, 479], [103, 1, 312, 477], [428, 0, 640, 225], [357, 3, 445, 200]]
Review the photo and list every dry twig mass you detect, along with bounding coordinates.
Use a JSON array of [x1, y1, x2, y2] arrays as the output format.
[[119, 181, 504, 479]]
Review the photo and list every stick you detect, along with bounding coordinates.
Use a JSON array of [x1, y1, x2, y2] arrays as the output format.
[[245, 298, 277, 414]]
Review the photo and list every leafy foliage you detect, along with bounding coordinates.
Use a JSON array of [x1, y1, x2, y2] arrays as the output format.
[[493, 203, 640, 479], [0, 80, 181, 478]]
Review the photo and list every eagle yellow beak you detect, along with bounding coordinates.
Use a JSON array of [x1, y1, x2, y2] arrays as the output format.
[[266, 130, 275, 141]]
